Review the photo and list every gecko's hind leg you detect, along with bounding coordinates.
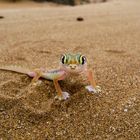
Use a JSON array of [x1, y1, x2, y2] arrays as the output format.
[[29, 69, 43, 86]]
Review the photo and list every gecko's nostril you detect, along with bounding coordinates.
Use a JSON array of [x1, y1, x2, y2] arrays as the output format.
[[70, 65, 76, 69]]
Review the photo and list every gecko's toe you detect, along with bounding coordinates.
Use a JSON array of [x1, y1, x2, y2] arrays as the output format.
[[85, 85, 101, 94], [85, 85, 96, 93], [32, 82, 38, 86], [62, 92, 70, 100], [54, 95, 63, 101], [32, 80, 42, 86], [55, 92, 70, 101], [95, 86, 101, 92], [36, 80, 42, 85]]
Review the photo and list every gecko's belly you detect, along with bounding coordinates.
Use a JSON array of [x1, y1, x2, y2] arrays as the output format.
[[42, 69, 66, 80]]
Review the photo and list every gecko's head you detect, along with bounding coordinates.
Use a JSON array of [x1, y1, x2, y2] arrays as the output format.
[[59, 53, 87, 73]]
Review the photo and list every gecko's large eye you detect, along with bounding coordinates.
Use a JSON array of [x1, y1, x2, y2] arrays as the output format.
[[61, 54, 67, 64], [79, 55, 86, 65]]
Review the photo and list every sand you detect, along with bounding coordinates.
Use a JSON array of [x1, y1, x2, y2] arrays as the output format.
[[0, 0, 140, 139]]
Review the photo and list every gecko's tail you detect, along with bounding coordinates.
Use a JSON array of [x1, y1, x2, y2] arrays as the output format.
[[0, 65, 31, 75]]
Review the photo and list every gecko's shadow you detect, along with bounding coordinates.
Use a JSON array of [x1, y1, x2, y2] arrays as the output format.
[[59, 80, 84, 95]]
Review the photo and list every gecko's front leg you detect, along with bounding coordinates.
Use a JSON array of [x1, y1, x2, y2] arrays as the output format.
[[85, 69, 101, 94], [42, 69, 70, 100], [53, 79, 69, 100]]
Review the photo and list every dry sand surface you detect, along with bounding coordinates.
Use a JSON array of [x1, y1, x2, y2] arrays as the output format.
[[0, 0, 140, 139]]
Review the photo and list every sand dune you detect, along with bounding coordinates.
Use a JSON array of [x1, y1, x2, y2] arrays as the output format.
[[0, 0, 140, 139]]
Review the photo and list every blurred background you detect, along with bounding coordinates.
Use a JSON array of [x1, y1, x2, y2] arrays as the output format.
[[0, 0, 107, 6], [0, 0, 140, 139]]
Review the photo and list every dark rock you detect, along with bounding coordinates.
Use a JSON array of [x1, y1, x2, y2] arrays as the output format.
[[0, 16, 4, 19], [76, 17, 84, 21]]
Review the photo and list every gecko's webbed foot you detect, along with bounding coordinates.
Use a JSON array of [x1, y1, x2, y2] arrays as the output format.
[[85, 85, 101, 94], [55, 92, 70, 101], [31, 80, 42, 86]]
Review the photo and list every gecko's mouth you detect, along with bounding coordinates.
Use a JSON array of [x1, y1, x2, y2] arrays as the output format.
[[70, 68, 76, 70], [69, 68, 80, 73]]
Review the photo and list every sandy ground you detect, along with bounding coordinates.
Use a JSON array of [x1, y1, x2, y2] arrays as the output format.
[[0, 0, 140, 139]]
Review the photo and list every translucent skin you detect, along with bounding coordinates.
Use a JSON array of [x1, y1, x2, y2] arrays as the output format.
[[29, 53, 87, 80], [29, 53, 101, 100], [0, 53, 101, 100]]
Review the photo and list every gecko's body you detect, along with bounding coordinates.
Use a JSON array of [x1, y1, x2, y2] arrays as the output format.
[[0, 53, 101, 100]]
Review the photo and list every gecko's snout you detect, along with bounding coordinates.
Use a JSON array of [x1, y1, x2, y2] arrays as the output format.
[[69, 64, 77, 70]]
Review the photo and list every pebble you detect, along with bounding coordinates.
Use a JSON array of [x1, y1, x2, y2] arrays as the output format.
[[124, 108, 128, 112]]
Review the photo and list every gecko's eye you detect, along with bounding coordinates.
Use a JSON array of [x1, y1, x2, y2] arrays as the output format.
[[79, 55, 86, 65], [61, 54, 67, 64]]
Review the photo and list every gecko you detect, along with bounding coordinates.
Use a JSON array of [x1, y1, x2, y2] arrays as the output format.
[[0, 53, 101, 100]]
